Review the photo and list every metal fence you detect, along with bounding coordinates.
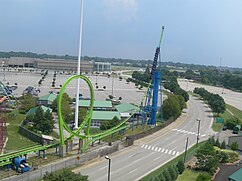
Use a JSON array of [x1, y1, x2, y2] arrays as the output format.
[[1, 142, 120, 181]]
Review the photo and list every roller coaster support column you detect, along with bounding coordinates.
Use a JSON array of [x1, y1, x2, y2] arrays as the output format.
[[150, 71, 161, 125], [59, 145, 66, 157]]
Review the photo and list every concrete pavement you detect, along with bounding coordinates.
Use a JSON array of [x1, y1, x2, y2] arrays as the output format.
[[178, 79, 242, 111], [73, 96, 214, 181]]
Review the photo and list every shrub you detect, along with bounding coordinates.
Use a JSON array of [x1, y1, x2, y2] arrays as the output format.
[[176, 159, 185, 174], [196, 172, 211, 181]]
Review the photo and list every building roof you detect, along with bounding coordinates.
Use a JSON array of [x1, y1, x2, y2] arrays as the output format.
[[115, 103, 139, 114], [228, 168, 242, 181], [79, 100, 112, 108], [92, 111, 120, 120], [27, 106, 52, 116], [38, 93, 57, 102]]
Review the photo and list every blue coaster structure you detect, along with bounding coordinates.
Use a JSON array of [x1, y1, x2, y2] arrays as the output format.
[[144, 26, 165, 126]]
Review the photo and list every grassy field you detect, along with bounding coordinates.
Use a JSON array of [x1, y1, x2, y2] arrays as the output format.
[[177, 169, 201, 181], [5, 110, 36, 152], [140, 141, 206, 181], [212, 104, 242, 132]]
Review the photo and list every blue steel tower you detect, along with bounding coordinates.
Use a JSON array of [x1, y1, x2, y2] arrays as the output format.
[[146, 26, 165, 125]]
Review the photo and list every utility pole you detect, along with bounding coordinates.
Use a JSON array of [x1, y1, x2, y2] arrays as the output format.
[[184, 137, 189, 163]]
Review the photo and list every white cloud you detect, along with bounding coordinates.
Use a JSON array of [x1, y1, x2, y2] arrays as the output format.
[[103, 0, 138, 23]]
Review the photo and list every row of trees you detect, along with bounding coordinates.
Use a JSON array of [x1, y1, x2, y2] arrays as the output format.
[[149, 159, 185, 181], [193, 87, 226, 115], [164, 77, 189, 102], [43, 168, 88, 181], [162, 94, 186, 120]]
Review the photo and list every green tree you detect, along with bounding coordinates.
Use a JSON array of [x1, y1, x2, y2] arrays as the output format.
[[162, 94, 181, 120], [32, 107, 54, 135], [196, 173, 211, 181], [221, 140, 226, 149], [163, 169, 172, 181], [43, 169, 88, 181], [168, 166, 177, 180], [158, 172, 166, 181], [195, 142, 218, 174], [231, 142, 239, 152], [100, 116, 121, 130], [19, 94, 36, 114], [215, 138, 220, 148], [176, 159, 185, 174], [78, 108, 87, 126]]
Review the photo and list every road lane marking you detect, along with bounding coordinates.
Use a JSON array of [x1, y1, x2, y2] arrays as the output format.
[[158, 148, 161, 152], [165, 150, 168, 154], [155, 147, 158, 151], [172, 128, 206, 137], [161, 149, 165, 153], [98, 166, 108, 171], [133, 158, 142, 163], [152, 146, 155, 150], [176, 152, 180, 156], [141, 144, 145, 148], [172, 151, 176, 155], [153, 157, 160, 161], [129, 169, 137, 174], [144, 145, 148, 149], [148, 146, 151, 150], [168, 150, 172, 155]]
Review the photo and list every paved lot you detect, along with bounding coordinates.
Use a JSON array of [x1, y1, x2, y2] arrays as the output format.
[[0, 69, 162, 105], [178, 79, 242, 111]]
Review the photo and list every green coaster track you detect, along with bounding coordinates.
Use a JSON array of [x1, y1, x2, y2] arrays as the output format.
[[58, 75, 151, 152]]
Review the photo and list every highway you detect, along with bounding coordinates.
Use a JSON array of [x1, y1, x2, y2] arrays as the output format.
[[178, 79, 242, 111], [75, 96, 214, 181]]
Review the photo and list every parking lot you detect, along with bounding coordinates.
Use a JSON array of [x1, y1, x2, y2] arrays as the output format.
[[0, 69, 154, 105]]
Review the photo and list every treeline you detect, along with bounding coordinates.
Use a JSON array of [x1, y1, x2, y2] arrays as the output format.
[[0, 51, 76, 60], [148, 159, 185, 181], [164, 77, 189, 102], [183, 69, 242, 92], [193, 87, 226, 115]]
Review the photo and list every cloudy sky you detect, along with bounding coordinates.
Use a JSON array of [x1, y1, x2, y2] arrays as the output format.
[[0, 0, 242, 67]]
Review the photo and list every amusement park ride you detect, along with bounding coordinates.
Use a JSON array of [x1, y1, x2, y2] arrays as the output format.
[[0, 29, 165, 174]]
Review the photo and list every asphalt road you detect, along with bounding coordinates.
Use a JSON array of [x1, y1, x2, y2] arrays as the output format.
[[76, 96, 215, 181], [178, 79, 242, 111]]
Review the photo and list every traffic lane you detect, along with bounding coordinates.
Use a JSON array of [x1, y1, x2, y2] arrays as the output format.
[[80, 96, 213, 180]]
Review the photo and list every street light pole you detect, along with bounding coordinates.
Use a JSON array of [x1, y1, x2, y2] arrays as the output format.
[[196, 119, 201, 147], [105, 156, 111, 181], [184, 137, 189, 163]]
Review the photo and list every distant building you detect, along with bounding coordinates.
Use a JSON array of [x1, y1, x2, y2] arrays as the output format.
[[94, 62, 111, 72], [228, 135, 242, 150], [78, 100, 113, 111], [26, 105, 52, 116], [91, 111, 120, 127], [37, 93, 57, 107], [115, 103, 139, 119], [0, 57, 94, 72]]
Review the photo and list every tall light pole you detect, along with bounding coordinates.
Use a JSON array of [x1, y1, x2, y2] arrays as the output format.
[[196, 119, 201, 147], [184, 137, 189, 163], [105, 156, 111, 181], [74, 0, 84, 129]]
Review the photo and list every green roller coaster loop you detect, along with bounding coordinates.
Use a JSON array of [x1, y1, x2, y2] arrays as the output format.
[[58, 75, 152, 152]]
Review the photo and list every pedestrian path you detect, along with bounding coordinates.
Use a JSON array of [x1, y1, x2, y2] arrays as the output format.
[[140, 144, 180, 156], [172, 128, 206, 137]]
